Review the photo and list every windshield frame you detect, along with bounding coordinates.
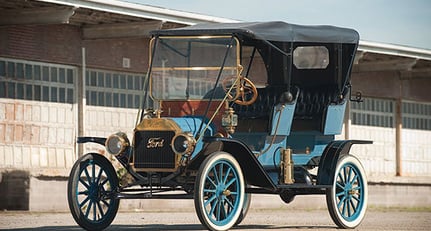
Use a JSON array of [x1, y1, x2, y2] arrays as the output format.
[[148, 35, 241, 101]]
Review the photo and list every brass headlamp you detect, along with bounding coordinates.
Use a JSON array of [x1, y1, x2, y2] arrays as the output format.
[[105, 132, 130, 156]]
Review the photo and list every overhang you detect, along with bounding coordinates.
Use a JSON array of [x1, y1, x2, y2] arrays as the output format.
[[0, 0, 430, 79]]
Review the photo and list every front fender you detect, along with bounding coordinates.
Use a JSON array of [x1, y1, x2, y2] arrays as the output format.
[[317, 140, 372, 185], [77, 136, 106, 146], [196, 137, 277, 191]]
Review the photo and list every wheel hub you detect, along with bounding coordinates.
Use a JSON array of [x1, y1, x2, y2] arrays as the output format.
[[88, 183, 101, 201], [216, 184, 227, 198]]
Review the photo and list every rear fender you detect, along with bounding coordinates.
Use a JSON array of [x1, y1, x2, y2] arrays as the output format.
[[192, 137, 277, 191], [317, 140, 372, 185]]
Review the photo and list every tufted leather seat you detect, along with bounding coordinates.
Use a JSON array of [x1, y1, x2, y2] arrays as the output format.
[[233, 87, 294, 119], [294, 87, 342, 118]]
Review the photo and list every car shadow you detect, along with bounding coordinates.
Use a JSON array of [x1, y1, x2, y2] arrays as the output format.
[[3, 224, 337, 231]]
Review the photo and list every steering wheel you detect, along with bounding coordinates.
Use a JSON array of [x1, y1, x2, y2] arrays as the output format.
[[221, 76, 258, 105]]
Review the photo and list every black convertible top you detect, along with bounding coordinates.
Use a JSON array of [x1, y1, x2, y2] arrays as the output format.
[[151, 21, 359, 44]]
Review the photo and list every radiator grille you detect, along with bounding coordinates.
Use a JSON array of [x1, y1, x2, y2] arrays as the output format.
[[134, 130, 176, 169]]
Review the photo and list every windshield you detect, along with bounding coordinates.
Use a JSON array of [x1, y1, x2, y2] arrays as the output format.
[[150, 36, 239, 100]]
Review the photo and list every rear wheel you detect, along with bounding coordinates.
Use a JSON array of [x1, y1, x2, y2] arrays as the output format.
[[326, 155, 368, 229], [235, 193, 251, 226], [68, 153, 119, 231], [194, 152, 245, 231]]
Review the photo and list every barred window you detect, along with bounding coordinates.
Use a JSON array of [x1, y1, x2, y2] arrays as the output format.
[[0, 58, 75, 103], [85, 69, 146, 108], [402, 101, 431, 130], [351, 98, 395, 128]]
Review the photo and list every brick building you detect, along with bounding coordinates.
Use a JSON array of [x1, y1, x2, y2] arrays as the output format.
[[0, 0, 430, 210]]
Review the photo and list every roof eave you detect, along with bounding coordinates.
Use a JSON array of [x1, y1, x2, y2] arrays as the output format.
[[359, 40, 431, 61], [36, 0, 240, 25]]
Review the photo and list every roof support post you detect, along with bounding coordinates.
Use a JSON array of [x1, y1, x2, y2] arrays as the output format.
[[77, 47, 86, 157], [395, 80, 403, 176]]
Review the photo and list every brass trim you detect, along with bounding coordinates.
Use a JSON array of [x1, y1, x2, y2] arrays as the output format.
[[135, 118, 181, 132], [105, 132, 130, 156], [148, 35, 241, 101], [280, 148, 295, 184], [132, 118, 182, 172], [171, 132, 196, 155]]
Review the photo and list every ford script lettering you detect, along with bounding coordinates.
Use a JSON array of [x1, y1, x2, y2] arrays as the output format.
[[147, 137, 164, 148]]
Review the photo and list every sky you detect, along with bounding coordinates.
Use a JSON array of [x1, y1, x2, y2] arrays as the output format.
[[124, 0, 431, 50]]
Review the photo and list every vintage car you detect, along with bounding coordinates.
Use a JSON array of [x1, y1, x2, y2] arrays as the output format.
[[67, 21, 372, 231]]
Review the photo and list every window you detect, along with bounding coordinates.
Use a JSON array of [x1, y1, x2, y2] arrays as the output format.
[[0, 58, 76, 103], [351, 98, 395, 128], [402, 101, 431, 130], [293, 46, 329, 69], [85, 69, 146, 109]]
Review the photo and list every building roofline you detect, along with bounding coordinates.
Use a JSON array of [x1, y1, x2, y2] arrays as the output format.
[[37, 0, 431, 61], [36, 0, 240, 25], [359, 40, 431, 61]]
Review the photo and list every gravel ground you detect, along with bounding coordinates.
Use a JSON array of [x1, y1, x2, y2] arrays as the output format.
[[0, 208, 430, 230]]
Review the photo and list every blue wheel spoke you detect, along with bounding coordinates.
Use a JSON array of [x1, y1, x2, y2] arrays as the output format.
[[209, 199, 218, 217], [219, 163, 224, 185], [101, 198, 110, 207], [84, 168, 91, 186], [212, 167, 220, 184], [350, 174, 359, 185], [78, 190, 89, 195], [350, 199, 357, 213], [223, 167, 232, 185], [93, 200, 97, 221], [352, 194, 360, 202], [337, 196, 346, 208], [347, 199, 352, 217], [100, 178, 109, 188], [338, 173, 345, 185], [336, 191, 344, 197], [225, 197, 234, 209], [347, 167, 353, 184], [225, 177, 237, 189], [204, 194, 217, 207], [204, 189, 216, 193], [206, 176, 217, 188], [85, 200, 93, 218], [220, 199, 227, 218], [79, 196, 90, 208], [342, 198, 347, 216], [96, 201, 105, 217], [95, 167, 103, 185], [92, 163, 96, 184], [79, 178, 90, 189], [336, 182, 345, 190], [216, 200, 222, 221]]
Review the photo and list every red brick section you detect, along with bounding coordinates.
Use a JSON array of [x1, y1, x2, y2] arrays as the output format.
[[0, 24, 150, 73]]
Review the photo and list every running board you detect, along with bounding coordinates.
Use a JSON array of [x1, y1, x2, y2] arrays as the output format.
[[115, 192, 194, 200], [246, 184, 331, 195]]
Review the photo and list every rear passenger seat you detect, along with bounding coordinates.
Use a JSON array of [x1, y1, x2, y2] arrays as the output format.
[[294, 87, 343, 119], [232, 87, 289, 119], [232, 85, 343, 121]]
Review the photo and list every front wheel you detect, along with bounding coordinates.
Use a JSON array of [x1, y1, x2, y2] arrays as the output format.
[[67, 153, 120, 231], [326, 155, 368, 229], [194, 152, 245, 231]]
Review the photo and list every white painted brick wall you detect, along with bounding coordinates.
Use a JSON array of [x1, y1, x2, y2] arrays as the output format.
[[402, 129, 431, 176], [2, 98, 430, 178], [350, 125, 396, 177], [0, 99, 76, 171], [83, 106, 138, 155]]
